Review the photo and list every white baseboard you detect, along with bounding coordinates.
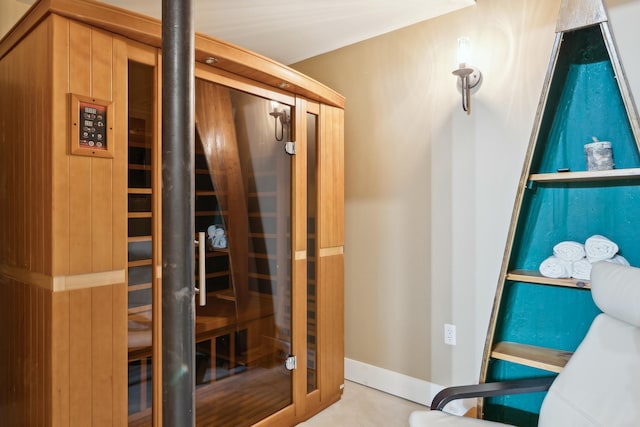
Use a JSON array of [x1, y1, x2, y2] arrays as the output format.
[[344, 358, 472, 416]]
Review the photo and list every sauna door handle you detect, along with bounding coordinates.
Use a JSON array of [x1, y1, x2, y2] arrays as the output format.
[[195, 231, 206, 306]]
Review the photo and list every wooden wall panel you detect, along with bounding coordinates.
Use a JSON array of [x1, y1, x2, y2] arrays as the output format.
[[68, 288, 92, 426], [55, 20, 123, 276], [51, 14, 71, 276], [0, 15, 55, 427], [44, 19, 127, 424], [90, 29, 115, 272], [318, 105, 345, 249], [0, 15, 52, 274], [317, 253, 344, 402], [68, 157, 93, 273], [52, 289, 71, 427], [92, 285, 114, 424], [0, 278, 52, 427], [68, 21, 95, 274]]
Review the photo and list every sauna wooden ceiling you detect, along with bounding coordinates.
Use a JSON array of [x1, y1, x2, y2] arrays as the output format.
[[18, 0, 476, 64]]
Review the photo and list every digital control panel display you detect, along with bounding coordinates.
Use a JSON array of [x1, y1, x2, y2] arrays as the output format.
[[79, 102, 107, 150], [69, 93, 113, 158]]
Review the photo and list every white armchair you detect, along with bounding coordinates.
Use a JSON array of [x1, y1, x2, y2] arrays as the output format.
[[409, 261, 640, 426]]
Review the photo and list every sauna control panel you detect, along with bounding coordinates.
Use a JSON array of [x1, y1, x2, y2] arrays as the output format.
[[69, 93, 114, 158], [79, 102, 107, 149]]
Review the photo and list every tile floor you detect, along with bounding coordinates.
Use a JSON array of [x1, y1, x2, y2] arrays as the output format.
[[297, 381, 428, 426]]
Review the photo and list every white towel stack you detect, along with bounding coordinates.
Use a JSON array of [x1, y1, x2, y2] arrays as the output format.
[[553, 241, 586, 262], [585, 234, 619, 262], [539, 235, 628, 280], [539, 256, 573, 279]]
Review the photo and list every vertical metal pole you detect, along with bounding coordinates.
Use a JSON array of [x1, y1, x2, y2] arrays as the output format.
[[162, 0, 195, 425]]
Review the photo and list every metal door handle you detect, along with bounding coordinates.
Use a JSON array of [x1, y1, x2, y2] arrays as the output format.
[[194, 231, 206, 306]]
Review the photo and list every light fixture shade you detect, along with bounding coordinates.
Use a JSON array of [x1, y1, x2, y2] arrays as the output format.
[[457, 36, 471, 66]]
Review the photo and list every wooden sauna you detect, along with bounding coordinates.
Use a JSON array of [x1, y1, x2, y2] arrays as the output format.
[[0, 1, 345, 426]]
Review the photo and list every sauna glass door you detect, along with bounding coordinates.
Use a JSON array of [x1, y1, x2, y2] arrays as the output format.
[[193, 78, 293, 426]]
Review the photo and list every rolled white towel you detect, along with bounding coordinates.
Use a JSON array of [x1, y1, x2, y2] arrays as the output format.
[[605, 254, 630, 266], [553, 241, 586, 262], [585, 234, 619, 262], [572, 258, 592, 280], [540, 255, 573, 279]]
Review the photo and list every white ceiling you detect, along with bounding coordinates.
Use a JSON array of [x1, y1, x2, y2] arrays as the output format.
[[87, 0, 475, 64]]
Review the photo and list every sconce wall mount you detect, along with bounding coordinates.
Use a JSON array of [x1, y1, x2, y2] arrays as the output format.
[[269, 104, 290, 142], [452, 37, 482, 114], [452, 64, 482, 114]]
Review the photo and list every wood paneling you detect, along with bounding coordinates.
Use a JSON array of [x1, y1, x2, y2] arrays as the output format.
[[0, 278, 52, 427], [51, 14, 71, 276], [92, 285, 114, 424], [317, 253, 344, 403], [1, 13, 128, 427], [51, 289, 71, 427], [318, 105, 345, 249], [0, 14, 52, 275], [66, 20, 120, 275], [69, 288, 92, 425]]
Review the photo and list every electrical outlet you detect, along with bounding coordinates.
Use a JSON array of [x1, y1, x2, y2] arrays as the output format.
[[444, 323, 457, 346]]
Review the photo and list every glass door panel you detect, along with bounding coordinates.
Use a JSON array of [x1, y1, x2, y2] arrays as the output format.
[[306, 112, 318, 393], [127, 60, 155, 426], [194, 78, 293, 426]]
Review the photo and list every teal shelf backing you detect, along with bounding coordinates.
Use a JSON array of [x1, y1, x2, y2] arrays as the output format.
[[531, 26, 640, 174], [510, 180, 640, 271], [484, 361, 554, 427], [493, 282, 600, 350]]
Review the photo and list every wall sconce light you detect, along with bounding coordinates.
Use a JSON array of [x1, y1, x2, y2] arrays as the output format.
[[451, 37, 482, 114], [269, 101, 290, 142]]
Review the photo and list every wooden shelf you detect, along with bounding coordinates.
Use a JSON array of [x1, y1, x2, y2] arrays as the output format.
[[128, 164, 152, 171], [249, 272, 274, 281], [128, 235, 152, 243], [128, 259, 152, 268], [196, 190, 217, 196], [128, 304, 152, 314], [128, 282, 152, 292], [248, 212, 276, 218], [128, 212, 152, 219], [249, 233, 276, 238], [198, 271, 230, 280], [491, 342, 572, 374], [196, 211, 220, 217], [213, 289, 236, 301], [507, 270, 590, 289], [128, 188, 152, 195], [128, 140, 151, 149], [199, 249, 229, 258], [529, 167, 640, 183]]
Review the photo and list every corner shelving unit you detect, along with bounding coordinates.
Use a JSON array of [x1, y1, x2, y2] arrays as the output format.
[[479, 1, 640, 425]]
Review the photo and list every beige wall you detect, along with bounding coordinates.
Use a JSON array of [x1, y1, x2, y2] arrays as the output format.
[[0, 0, 30, 39], [293, 0, 640, 387]]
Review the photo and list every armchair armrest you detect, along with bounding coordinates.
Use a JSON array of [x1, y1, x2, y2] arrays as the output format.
[[431, 376, 556, 411]]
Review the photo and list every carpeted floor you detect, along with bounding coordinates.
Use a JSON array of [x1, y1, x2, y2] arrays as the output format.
[[297, 381, 427, 426]]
